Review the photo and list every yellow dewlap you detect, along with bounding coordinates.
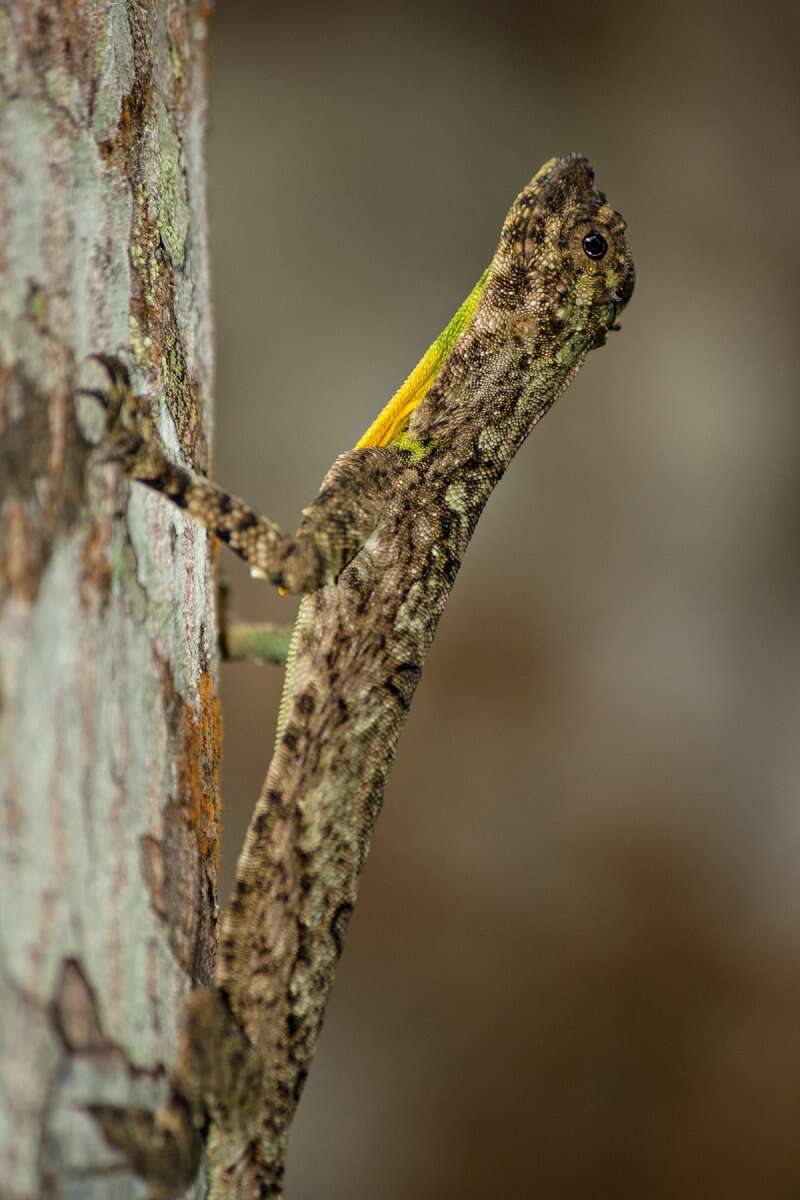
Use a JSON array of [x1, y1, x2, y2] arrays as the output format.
[[355, 266, 490, 450]]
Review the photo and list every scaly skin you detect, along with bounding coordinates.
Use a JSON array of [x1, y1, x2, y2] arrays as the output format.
[[88, 154, 634, 1198]]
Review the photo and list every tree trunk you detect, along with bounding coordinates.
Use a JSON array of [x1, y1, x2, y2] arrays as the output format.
[[0, 4, 218, 1197]]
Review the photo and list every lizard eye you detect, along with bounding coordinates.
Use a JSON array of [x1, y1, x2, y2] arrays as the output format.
[[581, 231, 608, 260]]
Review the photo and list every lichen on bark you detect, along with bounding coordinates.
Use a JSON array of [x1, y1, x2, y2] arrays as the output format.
[[0, 3, 218, 1196]]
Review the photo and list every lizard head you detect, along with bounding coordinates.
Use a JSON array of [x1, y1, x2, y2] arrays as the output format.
[[358, 156, 634, 451], [493, 154, 635, 367]]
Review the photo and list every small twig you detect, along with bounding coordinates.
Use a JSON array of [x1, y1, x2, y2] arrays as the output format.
[[222, 621, 292, 665], [218, 577, 291, 665]]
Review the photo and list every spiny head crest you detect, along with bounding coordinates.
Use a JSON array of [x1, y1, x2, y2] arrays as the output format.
[[490, 154, 635, 365]]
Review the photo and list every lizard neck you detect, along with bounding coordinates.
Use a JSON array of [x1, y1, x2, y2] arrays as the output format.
[[408, 315, 584, 458]]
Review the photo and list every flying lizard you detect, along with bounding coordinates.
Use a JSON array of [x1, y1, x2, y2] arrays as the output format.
[[87, 154, 635, 1198]]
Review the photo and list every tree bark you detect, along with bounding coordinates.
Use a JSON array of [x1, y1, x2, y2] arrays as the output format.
[[0, 4, 218, 1197]]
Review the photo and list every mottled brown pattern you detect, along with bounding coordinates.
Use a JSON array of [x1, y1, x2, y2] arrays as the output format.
[[91, 155, 634, 1197]]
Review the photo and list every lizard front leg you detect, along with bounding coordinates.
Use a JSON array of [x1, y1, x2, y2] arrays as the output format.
[[89, 355, 392, 594]]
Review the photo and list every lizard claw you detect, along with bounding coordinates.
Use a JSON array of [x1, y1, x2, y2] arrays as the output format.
[[88, 352, 132, 390], [74, 355, 127, 422], [86, 1097, 204, 1198], [75, 354, 153, 457], [82, 354, 132, 424]]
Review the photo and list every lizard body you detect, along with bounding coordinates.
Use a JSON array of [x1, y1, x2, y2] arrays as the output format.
[[90, 154, 634, 1197]]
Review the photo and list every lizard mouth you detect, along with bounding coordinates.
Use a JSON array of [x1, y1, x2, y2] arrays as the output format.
[[618, 265, 636, 307], [605, 296, 623, 330], [587, 293, 622, 326], [595, 269, 635, 329]]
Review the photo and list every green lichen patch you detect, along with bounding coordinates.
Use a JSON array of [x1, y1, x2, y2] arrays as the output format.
[[127, 314, 153, 366], [154, 96, 189, 269], [160, 323, 193, 443]]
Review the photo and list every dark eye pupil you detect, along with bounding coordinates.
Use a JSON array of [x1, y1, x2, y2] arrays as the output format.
[[582, 231, 608, 260]]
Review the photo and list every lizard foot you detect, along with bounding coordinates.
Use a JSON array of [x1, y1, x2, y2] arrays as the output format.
[[76, 353, 158, 465], [86, 1090, 204, 1200]]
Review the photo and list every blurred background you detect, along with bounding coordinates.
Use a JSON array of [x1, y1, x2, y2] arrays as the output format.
[[207, 1, 800, 1195]]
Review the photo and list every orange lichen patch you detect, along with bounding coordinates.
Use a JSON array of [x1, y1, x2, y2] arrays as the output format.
[[178, 669, 222, 866]]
